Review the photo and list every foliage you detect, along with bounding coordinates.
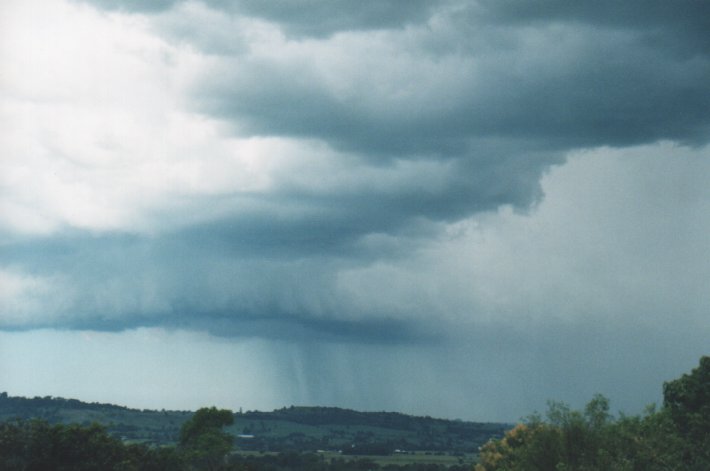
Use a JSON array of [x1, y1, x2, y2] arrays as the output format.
[[663, 355, 710, 469], [475, 356, 710, 471], [179, 407, 235, 470], [0, 418, 183, 471], [0, 392, 189, 446], [226, 451, 471, 471], [0, 416, 481, 471]]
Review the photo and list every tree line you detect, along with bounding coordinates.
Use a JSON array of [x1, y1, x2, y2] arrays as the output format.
[[475, 356, 709, 471], [0, 410, 464, 471]]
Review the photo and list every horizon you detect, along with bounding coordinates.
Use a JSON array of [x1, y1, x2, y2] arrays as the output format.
[[1, 390, 514, 423], [0, 350, 692, 424], [4, 391, 503, 425], [1, 0, 709, 424]]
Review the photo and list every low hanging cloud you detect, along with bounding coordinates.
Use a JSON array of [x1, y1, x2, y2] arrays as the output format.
[[2, 142, 709, 422], [2, 144, 708, 346], [2, 0, 710, 345]]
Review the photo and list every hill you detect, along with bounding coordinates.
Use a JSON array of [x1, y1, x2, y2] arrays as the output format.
[[0, 393, 507, 455]]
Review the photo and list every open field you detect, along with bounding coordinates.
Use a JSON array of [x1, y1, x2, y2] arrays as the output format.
[[230, 450, 477, 468]]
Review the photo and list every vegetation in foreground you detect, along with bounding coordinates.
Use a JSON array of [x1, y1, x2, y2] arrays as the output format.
[[0, 412, 470, 471], [476, 356, 709, 471], [0, 356, 707, 470]]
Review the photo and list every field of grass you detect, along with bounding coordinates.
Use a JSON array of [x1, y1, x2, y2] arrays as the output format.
[[324, 451, 476, 467], [231, 450, 477, 468]]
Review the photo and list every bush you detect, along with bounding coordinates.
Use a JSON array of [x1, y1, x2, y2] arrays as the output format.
[[476, 356, 710, 471]]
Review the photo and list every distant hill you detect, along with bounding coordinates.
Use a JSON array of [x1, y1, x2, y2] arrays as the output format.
[[0, 392, 507, 454], [0, 392, 190, 445]]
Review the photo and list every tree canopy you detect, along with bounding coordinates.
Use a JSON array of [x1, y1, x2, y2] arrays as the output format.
[[179, 407, 234, 471], [476, 356, 710, 471], [0, 419, 182, 471]]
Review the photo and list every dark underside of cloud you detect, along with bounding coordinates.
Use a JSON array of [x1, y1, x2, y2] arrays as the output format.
[[78, 0, 441, 36], [480, 0, 710, 51], [80, 0, 710, 158], [197, 43, 710, 154], [7, 0, 710, 343], [0, 232, 438, 343]]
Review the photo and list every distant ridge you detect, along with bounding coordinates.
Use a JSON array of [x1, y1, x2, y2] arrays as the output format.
[[0, 392, 508, 453], [0, 392, 191, 445]]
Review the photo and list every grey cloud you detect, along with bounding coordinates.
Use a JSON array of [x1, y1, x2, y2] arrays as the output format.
[[198, 24, 710, 154], [143, 143, 560, 260], [173, 313, 436, 344], [80, 0, 710, 53], [214, 0, 440, 38], [183, 16, 710, 255], [60, 311, 433, 345], [6, 1, 710, 317], [78, 0, 440, 37], [5, 0, 710, 423], [76, 0, 710, 235], [2, 144, 709, 423], [0, 231, 437, 343], [478, 0, 710, 51]]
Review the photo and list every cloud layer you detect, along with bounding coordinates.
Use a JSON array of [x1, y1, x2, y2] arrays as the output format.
[[2, 0, 709, 419]]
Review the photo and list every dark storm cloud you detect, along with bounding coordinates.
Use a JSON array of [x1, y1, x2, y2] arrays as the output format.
[[0, 231, 438, 343], [479, 0, 710, 52], [80, 0, 710, 51], [172, 0, 710, 255], [181, 8, 710, 262], [60, 309, 432, 345], [173, 154, 555, 257], [170, 312, 435, 344], [197, 20, 710, 155], [5, 0, 710, 424], [6, 0, 710, 345], [81, 0, 710, 153], [75, 0, 442, 37], [213, 0, 440, 37], [77, 0, 439, 36]]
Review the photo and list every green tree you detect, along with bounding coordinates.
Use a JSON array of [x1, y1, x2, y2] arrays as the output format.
[[179, 407, 234, 471], [0, 418, 183, 471], [663, 356, 710, 469], [475, 357, 710, 471], [663, 356, 710, 437]]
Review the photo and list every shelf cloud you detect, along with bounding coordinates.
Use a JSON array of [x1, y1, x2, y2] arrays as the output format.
[[1, 0, 709, 420]]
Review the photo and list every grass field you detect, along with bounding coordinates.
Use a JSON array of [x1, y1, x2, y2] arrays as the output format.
[[233, 450, 477, 467]]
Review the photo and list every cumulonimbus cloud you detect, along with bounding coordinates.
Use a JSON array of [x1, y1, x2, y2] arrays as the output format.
[[2, 0, 709, 342]]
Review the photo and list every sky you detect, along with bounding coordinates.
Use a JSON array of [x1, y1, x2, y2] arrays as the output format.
[[0, 0, 709, 423]]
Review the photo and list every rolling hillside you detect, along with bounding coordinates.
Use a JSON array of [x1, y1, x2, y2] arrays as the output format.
[[0, 393, 507, 454]]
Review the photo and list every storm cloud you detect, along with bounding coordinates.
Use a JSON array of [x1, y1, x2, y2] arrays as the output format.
[[1, 0, 709, 420]]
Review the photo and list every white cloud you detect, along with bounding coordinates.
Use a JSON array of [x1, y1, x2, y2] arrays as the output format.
[[0, 0, 280, 235], [0, 268, 70, 326]]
